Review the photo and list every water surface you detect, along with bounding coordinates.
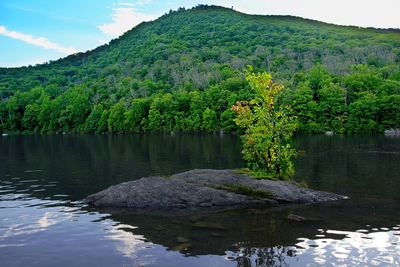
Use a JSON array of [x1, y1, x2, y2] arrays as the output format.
[[1, 134, 399, 266]]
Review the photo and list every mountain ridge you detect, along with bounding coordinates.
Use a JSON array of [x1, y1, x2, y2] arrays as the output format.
[[1, 5, 399, 72]]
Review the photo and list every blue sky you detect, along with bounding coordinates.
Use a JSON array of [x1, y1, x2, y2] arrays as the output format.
[[1, 0, 399, 67]]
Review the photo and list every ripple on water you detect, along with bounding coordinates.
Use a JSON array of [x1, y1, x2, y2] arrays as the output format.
[[24, 170, 43, 173], [43, 184, 57, 187], [19, 180, 39, 183], [293, 228, 400, 266]]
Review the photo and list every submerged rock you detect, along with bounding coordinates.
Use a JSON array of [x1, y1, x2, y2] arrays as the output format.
[[176, 236, 190, 243], [86, 169, 347, 212], [191, 222, 227, 231], [286, 214, 322, 222], [287, 214, 307, 222], [171, 242, 192, 252]]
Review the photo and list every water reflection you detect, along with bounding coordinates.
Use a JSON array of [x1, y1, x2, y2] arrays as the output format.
[[1, 134, 400, 266], [0, 134, 243, 200], [294, 135, 400, 199], [295, 228, 400, 266]]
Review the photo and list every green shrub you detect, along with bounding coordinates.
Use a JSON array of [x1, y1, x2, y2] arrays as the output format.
[[232, 67, 298, 179]]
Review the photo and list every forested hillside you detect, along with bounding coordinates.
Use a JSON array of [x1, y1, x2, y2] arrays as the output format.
[[1, 5, 400, 134]]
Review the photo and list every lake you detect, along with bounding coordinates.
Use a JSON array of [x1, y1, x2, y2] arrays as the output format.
[[1, 134, 400, 266]]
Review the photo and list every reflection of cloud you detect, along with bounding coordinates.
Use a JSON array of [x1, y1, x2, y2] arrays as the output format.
[[103, 221, 146, 257], [37, 212, 58, 228], [0, 200, 73, 241], [295, 229, 400, 265], [98, 3, 157, 37], [0, 26, 78, 55]]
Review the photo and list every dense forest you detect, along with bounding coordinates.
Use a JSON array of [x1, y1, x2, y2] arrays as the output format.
[[1, 5, 399, 134]]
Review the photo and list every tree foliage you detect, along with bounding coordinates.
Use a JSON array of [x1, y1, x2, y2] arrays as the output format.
[[233, 68, 297, 179], [0, 5, 399, 134]]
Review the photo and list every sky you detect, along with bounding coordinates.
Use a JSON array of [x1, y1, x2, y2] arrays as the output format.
[[1, 0, 399, 68]]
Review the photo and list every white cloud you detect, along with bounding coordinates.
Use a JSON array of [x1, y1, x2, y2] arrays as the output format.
[[0, 25, 78, 55], [136, 0, 153, 6], [98, 3, 157, 37], [117, 2, 135, 7], [209, 0, 400, 29]]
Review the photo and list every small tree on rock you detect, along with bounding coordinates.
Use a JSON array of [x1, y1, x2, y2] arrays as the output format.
[[232, 68, 298, 179]]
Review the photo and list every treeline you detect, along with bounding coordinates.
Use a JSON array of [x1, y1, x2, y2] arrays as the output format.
[[1, 6, 399, 134], [1, 64, 399, 134], [0, 66, 252, 134], [282, 64, 400, 133]]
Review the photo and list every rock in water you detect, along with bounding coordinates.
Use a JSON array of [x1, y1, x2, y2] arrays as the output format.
[[170, 169, 346, 203], [86, 169, 347, 212], [86, 176, 267, 209]]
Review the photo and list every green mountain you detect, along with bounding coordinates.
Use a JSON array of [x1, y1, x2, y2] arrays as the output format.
[[1, 5, 400, 134]]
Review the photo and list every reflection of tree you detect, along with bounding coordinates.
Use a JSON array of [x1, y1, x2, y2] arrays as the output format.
[[0, 134, 243, 199], [293, 135, 400, 199], [236, 246, 296, 267]]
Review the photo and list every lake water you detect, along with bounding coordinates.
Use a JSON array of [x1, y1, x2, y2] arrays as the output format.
[[1, 134, 400, 266]]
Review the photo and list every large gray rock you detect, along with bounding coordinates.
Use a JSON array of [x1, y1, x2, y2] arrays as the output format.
[[171, 169, 345, 203], [86, 169, 347, 211]]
